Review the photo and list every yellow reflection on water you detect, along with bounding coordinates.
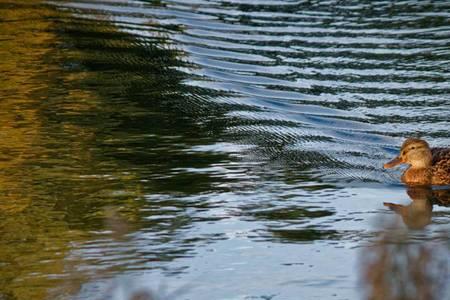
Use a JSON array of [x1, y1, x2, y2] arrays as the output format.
[[0, 2, 83, 299], [0, 2, 143, 299]]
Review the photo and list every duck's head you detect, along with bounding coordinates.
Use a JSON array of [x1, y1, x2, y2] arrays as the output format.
[[384, 138, 432, 169]]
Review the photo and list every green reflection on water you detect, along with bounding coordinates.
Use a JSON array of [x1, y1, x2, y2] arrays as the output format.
[[0, 1, 231, 299]]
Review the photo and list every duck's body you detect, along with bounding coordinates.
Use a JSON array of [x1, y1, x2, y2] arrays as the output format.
[[384, 138, 450, 185], [430, 147, 450, 185]]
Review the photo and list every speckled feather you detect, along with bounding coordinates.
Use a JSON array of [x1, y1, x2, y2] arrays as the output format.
[[431, 147, 450, 185]]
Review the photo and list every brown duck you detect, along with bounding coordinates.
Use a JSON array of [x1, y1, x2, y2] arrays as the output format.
[[384, 138, 450, 185]]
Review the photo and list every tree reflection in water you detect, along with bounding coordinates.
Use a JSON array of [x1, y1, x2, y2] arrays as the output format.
[[361, 193, 449, 300]]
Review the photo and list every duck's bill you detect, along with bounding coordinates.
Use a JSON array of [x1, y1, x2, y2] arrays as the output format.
[[383, 157, 402, 169]]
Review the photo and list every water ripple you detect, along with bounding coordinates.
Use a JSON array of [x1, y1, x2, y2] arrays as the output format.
[[2, 1, 449, 298]]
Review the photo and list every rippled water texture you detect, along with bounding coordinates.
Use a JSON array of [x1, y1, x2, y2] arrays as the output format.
[[0, 1, 449, 299]]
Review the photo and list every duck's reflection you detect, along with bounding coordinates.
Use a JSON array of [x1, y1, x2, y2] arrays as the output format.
[[384, 186, 450, 229], [360, 211, 449, 300]]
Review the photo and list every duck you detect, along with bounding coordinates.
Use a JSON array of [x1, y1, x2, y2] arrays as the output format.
[[384, 138, 450, 185]]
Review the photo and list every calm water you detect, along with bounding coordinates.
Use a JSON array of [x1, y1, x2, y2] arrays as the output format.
[[0, 0, 449, 299]]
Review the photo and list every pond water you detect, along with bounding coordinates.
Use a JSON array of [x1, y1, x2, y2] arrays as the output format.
[[0, 0, 449, 299]]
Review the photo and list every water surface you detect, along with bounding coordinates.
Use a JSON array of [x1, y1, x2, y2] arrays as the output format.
[[0, 1, 449, 299]]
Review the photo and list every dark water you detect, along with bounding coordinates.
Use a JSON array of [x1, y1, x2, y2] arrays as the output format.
[[0, 0, 449, 299]]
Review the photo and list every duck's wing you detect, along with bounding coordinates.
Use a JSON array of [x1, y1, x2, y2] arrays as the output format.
[[431, 147, 450, 185], [431, 147, 450, 162]]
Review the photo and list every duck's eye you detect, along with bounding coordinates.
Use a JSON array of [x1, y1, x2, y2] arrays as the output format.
[[411, 147, 415, 150]]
